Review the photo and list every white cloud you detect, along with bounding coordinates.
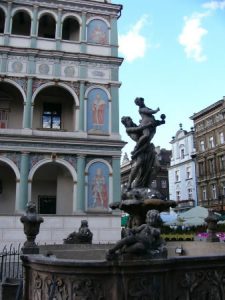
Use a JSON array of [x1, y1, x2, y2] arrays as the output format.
[[203, 1, 225, 10], [119, 15, 148, 62], [178, 13, 208, 62]]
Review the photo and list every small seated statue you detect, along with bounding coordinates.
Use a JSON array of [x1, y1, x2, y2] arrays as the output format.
[[106, 209, 167, 260], [64, 220, 93, 244]]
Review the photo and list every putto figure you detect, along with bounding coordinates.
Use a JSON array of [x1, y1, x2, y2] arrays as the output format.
[[106, 209, 167, 259]]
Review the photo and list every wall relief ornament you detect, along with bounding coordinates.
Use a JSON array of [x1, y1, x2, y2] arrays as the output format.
[[39, 64, 50, 75], [176, 270, 225, 300], [73, 279, 105, 300], [12, 61, 23, 73], [127, 276, 161, 299], [64, 66, 75, 77]]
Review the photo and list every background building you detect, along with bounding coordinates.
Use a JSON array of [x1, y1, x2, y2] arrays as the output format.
[[168, 124, 197, 212], [0, 0, 124, 247], [191, 98, 225, 212]]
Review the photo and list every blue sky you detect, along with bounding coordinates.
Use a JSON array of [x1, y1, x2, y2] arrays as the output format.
[[116, 0, 225, 157]]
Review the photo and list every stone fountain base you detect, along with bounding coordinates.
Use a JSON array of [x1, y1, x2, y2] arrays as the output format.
[[21, 242, 225, 300]]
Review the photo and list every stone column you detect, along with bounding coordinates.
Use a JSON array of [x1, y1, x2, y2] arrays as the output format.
[[4, 1, 12, 46], [23, 77, 33, 129], [112, 156, 121, 203], [1, 54, 7, 73], [110, 84, 120, 133], [76, 155, 86, 213], [56, 8, 62, 51], [31, 5, 38, 48], [110, 16, 118, 57], [79, 81, 85, 131], [80, 12, 87, 53], [17, 153, 30, 212]]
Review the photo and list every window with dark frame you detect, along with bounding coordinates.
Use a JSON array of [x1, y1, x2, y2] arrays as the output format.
[[42, 103, 61, 129], [0, 109, 9, 128], [38, 195, 56, 214]]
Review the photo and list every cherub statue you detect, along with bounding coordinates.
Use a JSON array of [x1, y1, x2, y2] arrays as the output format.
[[106, 209, 167, 259]]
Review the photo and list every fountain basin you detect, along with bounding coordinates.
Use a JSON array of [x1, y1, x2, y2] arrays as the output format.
[[21, 242, 225, 300]]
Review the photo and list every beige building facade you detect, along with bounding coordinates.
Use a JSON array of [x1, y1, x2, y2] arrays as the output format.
[[191, 98, 225, 212]]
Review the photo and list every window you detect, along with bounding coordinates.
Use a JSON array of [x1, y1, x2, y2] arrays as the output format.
[[11, 11, 31, 36], [38, 196, 56, 214], [161, 180, 167, 189], [42, 103, 61, 129], [186, 167, 191, 179], [0, 110, 9, 128], [38, 14, 56, 39], [211, 184, 217, 200], [62, 17, 80, 41], [199, 162, 204, 176], [222, 183, 225, 196], [0, 9, 5, 33], [180, 148, 185, 159], [220, 132, 224, 144], [202, 187, 207, 200], [187, 188, 192, 199], [209, 136, 214, 148], [200, 140, 205, 151], [175, 170, 180, 182], [208, 159, 215, 174], [176, 191, 180, 201], [220, 155, 225, 170]]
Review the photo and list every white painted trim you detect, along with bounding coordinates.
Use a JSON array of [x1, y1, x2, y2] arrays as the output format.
[[38, 10, 58, 22], [61, 13, 82, 24], [11, 7, 33, 18], [31, 82, 79, 107], [0, 157, 20, 180], [85, 158, 113, 173], [1, 79, 26, 102], [86, 16, 111, 28], [84, 85, 111, 100], [0, 157, 20, 213], [28, 158, 77, 207], [0, 5, 7, 15]]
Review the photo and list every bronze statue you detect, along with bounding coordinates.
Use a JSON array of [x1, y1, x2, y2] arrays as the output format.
[[121, 97, 165, 190], [64, 220, 93, 244], [106, 210, 167, 259]]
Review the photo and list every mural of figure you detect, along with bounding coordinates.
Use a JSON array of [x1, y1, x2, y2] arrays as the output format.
[[91, 168, 108, 209], [87, 20, 108, 44], [92, 93, 105, 130], [91, 25, 107, 44]]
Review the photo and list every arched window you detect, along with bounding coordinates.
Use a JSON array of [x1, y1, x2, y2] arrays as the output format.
[[11, 11, 31, 36], [62, 17, 80, 41], [0, 9, 5, 33], [87, 19, 109, 45], [38, 14, 56, 39]]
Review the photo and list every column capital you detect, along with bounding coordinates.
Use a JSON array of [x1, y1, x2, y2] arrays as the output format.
[[77, 154, 86, 159]]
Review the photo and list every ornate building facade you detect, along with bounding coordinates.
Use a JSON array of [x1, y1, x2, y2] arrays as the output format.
[[191, 98, 225, 212], [0, 0, 124, 246], [168, 124, 197, 212]]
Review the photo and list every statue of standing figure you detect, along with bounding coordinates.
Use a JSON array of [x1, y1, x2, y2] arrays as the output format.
[[121, 97, 165, 190]]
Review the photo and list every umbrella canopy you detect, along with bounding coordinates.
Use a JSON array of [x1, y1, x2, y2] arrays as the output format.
[[179, 206, 208, 219], [182, 216, 206, 226]]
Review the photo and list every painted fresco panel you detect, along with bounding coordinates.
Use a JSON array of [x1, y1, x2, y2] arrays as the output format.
[[87, 162, 109, 210], [87, 88, 109, 134], [87, 19, 108, 45]]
